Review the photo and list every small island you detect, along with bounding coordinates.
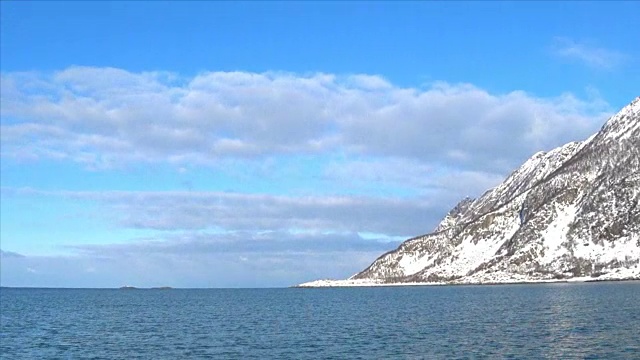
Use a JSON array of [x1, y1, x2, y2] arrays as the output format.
[[118, 286, 173, 290]]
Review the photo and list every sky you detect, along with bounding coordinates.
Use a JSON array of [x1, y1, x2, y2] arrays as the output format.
[[1, 1, 639, 288]]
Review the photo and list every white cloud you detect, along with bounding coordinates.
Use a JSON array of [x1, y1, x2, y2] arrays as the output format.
[[552, 37, 629, 69], [1, 67, 612, 172]]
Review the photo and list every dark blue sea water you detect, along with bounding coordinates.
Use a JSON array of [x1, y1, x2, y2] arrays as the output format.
[[1, 282, 639, 359]]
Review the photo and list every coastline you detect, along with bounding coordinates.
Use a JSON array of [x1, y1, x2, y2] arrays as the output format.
[[295, 268, 640, 288]]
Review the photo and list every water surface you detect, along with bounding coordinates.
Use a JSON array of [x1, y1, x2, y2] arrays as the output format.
[[1, 282, 639, 359]]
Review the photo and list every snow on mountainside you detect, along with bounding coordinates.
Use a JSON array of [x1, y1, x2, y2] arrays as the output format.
[[298, 97, 640, 287]]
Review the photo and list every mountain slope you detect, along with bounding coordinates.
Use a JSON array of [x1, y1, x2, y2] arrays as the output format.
[[300, 97, 640, 286]]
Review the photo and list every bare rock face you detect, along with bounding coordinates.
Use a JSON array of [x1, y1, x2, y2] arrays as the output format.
[[351, 97, 640, 284]]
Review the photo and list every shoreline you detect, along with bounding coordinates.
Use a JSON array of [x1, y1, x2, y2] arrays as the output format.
[[294, 275, 640, 288]]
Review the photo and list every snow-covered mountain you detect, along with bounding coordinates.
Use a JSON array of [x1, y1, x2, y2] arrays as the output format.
[[299, 97, 640, 287]]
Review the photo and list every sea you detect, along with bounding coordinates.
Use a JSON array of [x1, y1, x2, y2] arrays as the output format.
[[1, 281, 639, 359]]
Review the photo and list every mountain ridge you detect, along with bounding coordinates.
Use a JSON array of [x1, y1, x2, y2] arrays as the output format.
[[299, 97, 640, 287]]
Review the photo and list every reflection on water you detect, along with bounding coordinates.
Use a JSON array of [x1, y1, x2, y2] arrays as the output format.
[[543, 283, 584, 357], [1, 282, 639, 358], [537, 282, 640, 358]]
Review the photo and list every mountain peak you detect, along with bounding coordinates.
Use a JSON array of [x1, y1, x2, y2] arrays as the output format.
[[599, 96, 640, 141]]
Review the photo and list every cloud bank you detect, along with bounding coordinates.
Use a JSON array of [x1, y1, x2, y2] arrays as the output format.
[[1, 67, 611, 171]]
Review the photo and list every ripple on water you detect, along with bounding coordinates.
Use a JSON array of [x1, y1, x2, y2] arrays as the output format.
[[1, 282, 639, 359]]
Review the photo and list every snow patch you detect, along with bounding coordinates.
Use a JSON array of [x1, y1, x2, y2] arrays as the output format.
[[539, 203, 577, 265], [398, 253, 436, 276]]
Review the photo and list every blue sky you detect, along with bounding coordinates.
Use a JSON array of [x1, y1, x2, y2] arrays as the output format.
[[1, 1, 638, 288]]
